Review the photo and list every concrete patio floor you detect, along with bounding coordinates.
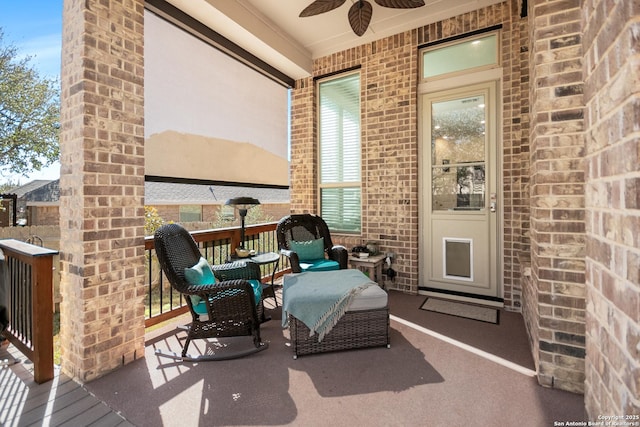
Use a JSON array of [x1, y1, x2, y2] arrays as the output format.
[[2, 290, 587, 426]]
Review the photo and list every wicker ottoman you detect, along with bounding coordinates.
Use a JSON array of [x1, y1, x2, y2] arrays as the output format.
[[284, 272, 390, 358]]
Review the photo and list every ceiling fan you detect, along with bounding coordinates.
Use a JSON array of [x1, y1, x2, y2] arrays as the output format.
[[300, 0, 426, 37]]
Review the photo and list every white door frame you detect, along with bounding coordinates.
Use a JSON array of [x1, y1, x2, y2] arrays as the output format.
[[418, 68, 504, 306]]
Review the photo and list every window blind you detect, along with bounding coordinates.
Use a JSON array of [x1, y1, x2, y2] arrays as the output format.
[[318, 73, 361, 233]]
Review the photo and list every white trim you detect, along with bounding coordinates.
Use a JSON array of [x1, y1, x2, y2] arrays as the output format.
[[391, 315, 532, 375], [419, 67, 503, 94], [316, 71, 363, 234]]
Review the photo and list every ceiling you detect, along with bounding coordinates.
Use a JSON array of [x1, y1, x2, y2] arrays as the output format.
[[163, 0, 504, 80]]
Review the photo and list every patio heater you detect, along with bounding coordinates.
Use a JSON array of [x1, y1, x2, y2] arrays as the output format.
[[225, 197, 260, 250]]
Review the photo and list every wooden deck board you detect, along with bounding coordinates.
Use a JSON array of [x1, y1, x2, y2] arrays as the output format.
[[17, 387, 97, 426], [12, 376, 79, 415], [0, 343, 132, 427]]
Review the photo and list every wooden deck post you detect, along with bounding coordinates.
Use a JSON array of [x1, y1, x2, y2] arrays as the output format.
[[31, 253, 55, 383]]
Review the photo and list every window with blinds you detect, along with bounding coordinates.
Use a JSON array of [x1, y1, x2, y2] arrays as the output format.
[[318, 72, 361, 233]]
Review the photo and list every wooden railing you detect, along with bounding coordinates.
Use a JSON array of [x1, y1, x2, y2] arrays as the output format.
[[143, 222, 288, 327], [0, 223, 285, 381], [0, 239, 57, 384]]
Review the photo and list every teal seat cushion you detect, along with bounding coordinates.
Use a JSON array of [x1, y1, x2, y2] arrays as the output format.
[[248, 279, 263, 305], [192, 278, 263, 316], [184, 257, 215, 306], [290, 238, 325, 261], [300, 259, 340, 272]]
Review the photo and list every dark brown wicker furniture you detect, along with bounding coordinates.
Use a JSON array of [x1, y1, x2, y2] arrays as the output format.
[[289, 307, 390, 358], [283, 271, 390, 358], [211, 259, 272, 320], [276, 214, 348, 273], [154, 223, 267, 361], [249, 252, 281, 307]]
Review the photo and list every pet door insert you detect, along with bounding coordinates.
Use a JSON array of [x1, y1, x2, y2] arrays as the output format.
[[443, 238, 473, 281]]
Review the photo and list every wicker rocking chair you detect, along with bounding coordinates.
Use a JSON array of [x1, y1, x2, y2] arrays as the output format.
[[276, 214, 348, 273], [153, 223, 268, 361]]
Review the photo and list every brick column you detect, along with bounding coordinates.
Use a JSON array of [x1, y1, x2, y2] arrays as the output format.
[[526, 0, 586, 393], [59, 0, 145, 382], [582, 0, 640, 417], [502, 1, 531, 311]]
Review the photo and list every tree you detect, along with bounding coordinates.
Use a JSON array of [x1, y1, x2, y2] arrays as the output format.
[[0, 30, 60, 177], [0, 178, 19, 193], [144, 206, 166, 236]]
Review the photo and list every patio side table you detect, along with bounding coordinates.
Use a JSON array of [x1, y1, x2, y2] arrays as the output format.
[[249, 252, 280, 307], [348, 253, 386, 288]]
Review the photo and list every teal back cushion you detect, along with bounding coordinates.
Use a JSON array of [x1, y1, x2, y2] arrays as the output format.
[[184, 257, 215, 305], [290, 238, 325, 262]]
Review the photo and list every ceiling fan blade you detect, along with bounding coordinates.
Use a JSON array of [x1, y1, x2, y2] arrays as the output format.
[[300, 0, 347, 17], [374, 0, 426, 8], [348, 0, 373, 36]]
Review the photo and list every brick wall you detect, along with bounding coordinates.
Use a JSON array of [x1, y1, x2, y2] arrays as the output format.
[[505, 4, 531, 310], [527, 0, 587, 393], [582, 0, 640, 416], [291, 1, 528, 300], [153, 203, 290, 225], [292, 33, 420, 293], [290, 77, 318, 213], [59, 0, 146, 382]]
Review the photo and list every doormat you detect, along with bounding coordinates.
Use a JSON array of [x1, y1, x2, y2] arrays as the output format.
[[420, 297, 499, 324]]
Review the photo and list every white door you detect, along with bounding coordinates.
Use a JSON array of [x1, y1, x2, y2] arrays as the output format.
[[420, 81, 500, 301]]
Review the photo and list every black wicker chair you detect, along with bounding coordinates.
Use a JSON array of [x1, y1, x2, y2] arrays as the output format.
[[153, 223, 267, 361], [276, 214, 348, 273], [211, 260, 273, 321]]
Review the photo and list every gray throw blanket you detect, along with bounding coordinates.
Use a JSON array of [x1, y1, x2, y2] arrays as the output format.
[[282, 270, 377, 342]]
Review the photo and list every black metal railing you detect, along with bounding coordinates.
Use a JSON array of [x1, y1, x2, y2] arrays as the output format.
[[143, 222, 287, 327], [0, 224, 285, 379]]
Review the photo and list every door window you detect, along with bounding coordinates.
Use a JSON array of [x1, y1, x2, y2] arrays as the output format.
[[431, 95, 487, 211]]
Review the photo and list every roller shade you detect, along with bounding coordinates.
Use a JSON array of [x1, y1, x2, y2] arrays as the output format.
[[144, 10, 289, 187]]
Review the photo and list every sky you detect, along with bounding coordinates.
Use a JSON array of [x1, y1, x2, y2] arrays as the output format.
[[1, 0, 63, 184]]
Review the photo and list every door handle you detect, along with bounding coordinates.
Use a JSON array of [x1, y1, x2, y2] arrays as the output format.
[[490, 201, 496, 212]]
